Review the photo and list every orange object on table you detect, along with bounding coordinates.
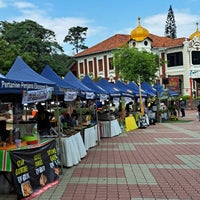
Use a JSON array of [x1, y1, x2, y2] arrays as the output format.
[[0, 141, 27, 150]]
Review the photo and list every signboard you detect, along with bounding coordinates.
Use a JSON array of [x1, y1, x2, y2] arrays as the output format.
[[22, 88, 53, 104], [168, 77, 180, 93], [10, 139, 59, 199]]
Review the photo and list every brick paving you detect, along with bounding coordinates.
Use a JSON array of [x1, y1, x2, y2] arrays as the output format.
[[1, 109, 200, 200]]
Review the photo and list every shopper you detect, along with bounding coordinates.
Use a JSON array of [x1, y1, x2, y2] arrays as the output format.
[[179, 98, 185, 117], [33, 103, 53, 135]]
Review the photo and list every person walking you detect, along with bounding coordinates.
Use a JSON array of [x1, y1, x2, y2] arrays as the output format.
[[179, 98, 185, 117], [197, 102, 200, 121]]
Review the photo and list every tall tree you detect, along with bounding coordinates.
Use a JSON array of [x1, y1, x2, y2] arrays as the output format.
[[164, 5, 177, 39], [63, 26, 88, 54], [112, 45, 159, 83], [0, 20, 65, 74]]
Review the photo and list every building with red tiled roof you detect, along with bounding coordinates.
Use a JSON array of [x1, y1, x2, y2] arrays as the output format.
[[71, 17, 200, 102]]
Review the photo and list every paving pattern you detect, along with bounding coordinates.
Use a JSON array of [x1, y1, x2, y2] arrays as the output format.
[[1, 110, 200, 200]]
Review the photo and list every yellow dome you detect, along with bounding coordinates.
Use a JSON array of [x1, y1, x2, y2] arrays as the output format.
[[189, 22, 200, 40], [130, 17, 149, 42]]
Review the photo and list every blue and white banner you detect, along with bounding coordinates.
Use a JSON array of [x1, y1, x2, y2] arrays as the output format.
[[22, 88, 53, 104], [64, 91, 77, 101]]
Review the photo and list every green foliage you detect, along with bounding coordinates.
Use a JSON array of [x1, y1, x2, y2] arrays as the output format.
[[164, 5, 177, 39], [0, 19, 73, 76], [112, 46, 158, 83], [180, 95, 190, 100], [63, 26, 88, 54]]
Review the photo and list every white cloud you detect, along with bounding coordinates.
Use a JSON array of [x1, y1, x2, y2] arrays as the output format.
[[143, 11, 200, 38], [0, 0, 7, 8], [13, 1, 35, 9]]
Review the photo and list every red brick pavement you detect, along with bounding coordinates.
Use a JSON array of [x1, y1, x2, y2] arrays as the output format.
[[61, 109, 200, 200]]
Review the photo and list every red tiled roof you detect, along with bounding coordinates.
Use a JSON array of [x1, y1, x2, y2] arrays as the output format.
[[149, 33, 186, 48], [74, 33, 187, 58]]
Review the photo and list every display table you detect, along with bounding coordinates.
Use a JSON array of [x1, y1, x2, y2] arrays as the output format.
[[83, 125, 98, 151], [61, 132, 86, 167], [98, 119, 122, 138]]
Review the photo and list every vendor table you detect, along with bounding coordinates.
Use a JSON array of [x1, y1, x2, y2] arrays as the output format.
[[98, 119, 121, 138], [83, 124, 98, 151], [61, 132, 87, 167]]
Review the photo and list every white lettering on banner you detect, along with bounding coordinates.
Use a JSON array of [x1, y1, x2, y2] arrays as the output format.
[[64, 91, 77, 101], [86, 92, 95, 99], [22, 88, 53, 104], [100, 94, 108, 101], [1, 80, 21, 88], [0, 79, 53, 90]]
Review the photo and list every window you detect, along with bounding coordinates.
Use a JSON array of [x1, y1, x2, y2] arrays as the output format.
[[167, 52, 183, 67], [108, 57, 114, 70], [79, 62, 84, 74], [192, 51, 200, 65], [98, 59, 103, 71], [88, 61, 93, 72]]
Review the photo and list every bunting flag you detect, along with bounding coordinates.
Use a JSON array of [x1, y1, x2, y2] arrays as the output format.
[[22, 88, 53, 104]]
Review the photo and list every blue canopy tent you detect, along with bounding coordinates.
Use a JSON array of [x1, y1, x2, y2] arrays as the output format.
[[126, 81, 147, 97], [81, 75, 108, 99], [141, 81, 156, 96], [96, 78, 121, 97], [41, 65, 76, 95], [6, 56, 56, 93], [64, 71, 93, 98], [0, 57, 55, 94], [114, 80, 134, 98]]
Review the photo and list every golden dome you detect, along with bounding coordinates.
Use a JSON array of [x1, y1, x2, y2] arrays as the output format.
[[130, 17, 149, 42], [189, 22, 200, 40]]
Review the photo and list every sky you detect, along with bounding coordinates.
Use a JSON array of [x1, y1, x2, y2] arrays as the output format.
[[0, 0, 200, 55]]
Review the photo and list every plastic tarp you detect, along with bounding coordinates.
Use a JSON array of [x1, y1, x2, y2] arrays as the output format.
[[96, 78, 121, 97], [114, 80, 134, 97], [41, 65, 76, 94]]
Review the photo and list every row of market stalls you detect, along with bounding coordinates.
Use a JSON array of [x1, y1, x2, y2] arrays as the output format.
[[0, 56, 178, 199]]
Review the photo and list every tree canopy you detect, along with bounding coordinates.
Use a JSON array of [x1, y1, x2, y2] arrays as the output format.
[[0, 19, 72, 76], [164, 5, 177, 39], [63, 26, 88, 54], [112, 45, 159, 83]]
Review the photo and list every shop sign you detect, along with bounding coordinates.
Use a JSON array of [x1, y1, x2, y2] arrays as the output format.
[[22, 88, 52, 104], [10, 139, 59, 200]]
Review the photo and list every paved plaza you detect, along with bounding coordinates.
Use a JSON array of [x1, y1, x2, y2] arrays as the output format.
[[1, 109, 200, 200]]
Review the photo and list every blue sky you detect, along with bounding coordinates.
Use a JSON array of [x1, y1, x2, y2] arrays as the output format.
[[0, 0, 200, 55]]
